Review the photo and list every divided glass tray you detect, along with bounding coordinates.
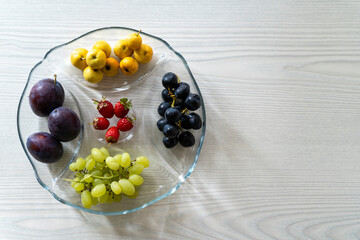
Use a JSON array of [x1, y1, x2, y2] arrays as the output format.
[[17, 27, 206, 215]]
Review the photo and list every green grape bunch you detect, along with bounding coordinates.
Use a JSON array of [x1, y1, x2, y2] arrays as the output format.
[[66, 147, 150, 209]]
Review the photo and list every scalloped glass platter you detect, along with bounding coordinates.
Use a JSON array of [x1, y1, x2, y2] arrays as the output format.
[[17, 27, 206, 215]]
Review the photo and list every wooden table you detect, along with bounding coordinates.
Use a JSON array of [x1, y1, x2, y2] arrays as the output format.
[[3, 1, 360, 239]]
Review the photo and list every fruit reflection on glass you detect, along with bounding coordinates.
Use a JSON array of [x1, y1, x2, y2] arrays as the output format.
[[156, 72, 203, 148], [119, 57, 138, 75], [70, 48, 88, 70], [66, 149, 150, 209]]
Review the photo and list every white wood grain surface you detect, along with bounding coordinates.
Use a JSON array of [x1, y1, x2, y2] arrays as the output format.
[[2, 0, 360, 239]]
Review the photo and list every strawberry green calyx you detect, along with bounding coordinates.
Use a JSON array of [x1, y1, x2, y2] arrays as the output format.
[[120, 98, 132, 110]]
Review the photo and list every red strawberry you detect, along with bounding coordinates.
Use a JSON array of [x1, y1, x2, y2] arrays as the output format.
[[92, 97, 114, 118], [105, 126, 120, 143], [91, 117, 109, 130], [117, 115, 135, 131], [114, 98, 132, 118]]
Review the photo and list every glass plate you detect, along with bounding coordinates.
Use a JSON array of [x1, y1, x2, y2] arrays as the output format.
[[17, 27, 206, 215]]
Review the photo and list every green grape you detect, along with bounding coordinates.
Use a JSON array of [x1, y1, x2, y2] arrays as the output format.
[[136, 156, 150, 168], [121, 152, 131, 168], [106, 157, 119, 171], [128, 174, 144, 186], [86, 158, 95, 171], [110, 181, 122, 194], [71, 177, 79, 188], [118, 179, 135, 196], [81, 190, 92, 209], [73, 182, 84, 192], [106, 196, 114, 204], [75, 157, 86, 171], [90, 169, 103, 177], [93, 178, 103, 186], [125, 190, 138, 199], [91, 148, 106, 162], [83, 174, 93, 183], [95, 161, 106, 170], [100, 147, 110, 158], [85, 154, 93, 162], [102, 173, 111, 185], [92, 196, 98, 206], [113, 154, 122, 165], [69, 163, 77, 172], [128, 163, 144, 175], [76, 172, 84, 179], [91, 183, 106, 197], [98, 191, 109, 203], [113, 194, 122, 202]]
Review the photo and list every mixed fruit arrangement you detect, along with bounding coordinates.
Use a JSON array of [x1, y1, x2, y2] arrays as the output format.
[[24, 30, 204, 210], [66, 147, 149, 208], [27, 75, 81, 163], [70, 30, 153, 84], [157, 72, 203, 148], [91, 97, 135, 143]]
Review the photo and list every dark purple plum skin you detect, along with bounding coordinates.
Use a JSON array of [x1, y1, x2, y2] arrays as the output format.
[[26, 132, 63, 163], [29, 78, 65, 117], [48, 107, 81, 142]]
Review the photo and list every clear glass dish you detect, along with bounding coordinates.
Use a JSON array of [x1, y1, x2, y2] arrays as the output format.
[[17, 27, 206, 215]]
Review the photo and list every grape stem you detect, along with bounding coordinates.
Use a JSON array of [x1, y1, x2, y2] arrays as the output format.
[[178, 120, 183, 133], [92, 173, 119, 180], [62, 178, 76, 182], [167, 88, 177, 107]]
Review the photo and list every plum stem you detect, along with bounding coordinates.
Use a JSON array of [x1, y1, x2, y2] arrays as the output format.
[[54, 74, 57, 84], [136, 29, 142, 36]]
